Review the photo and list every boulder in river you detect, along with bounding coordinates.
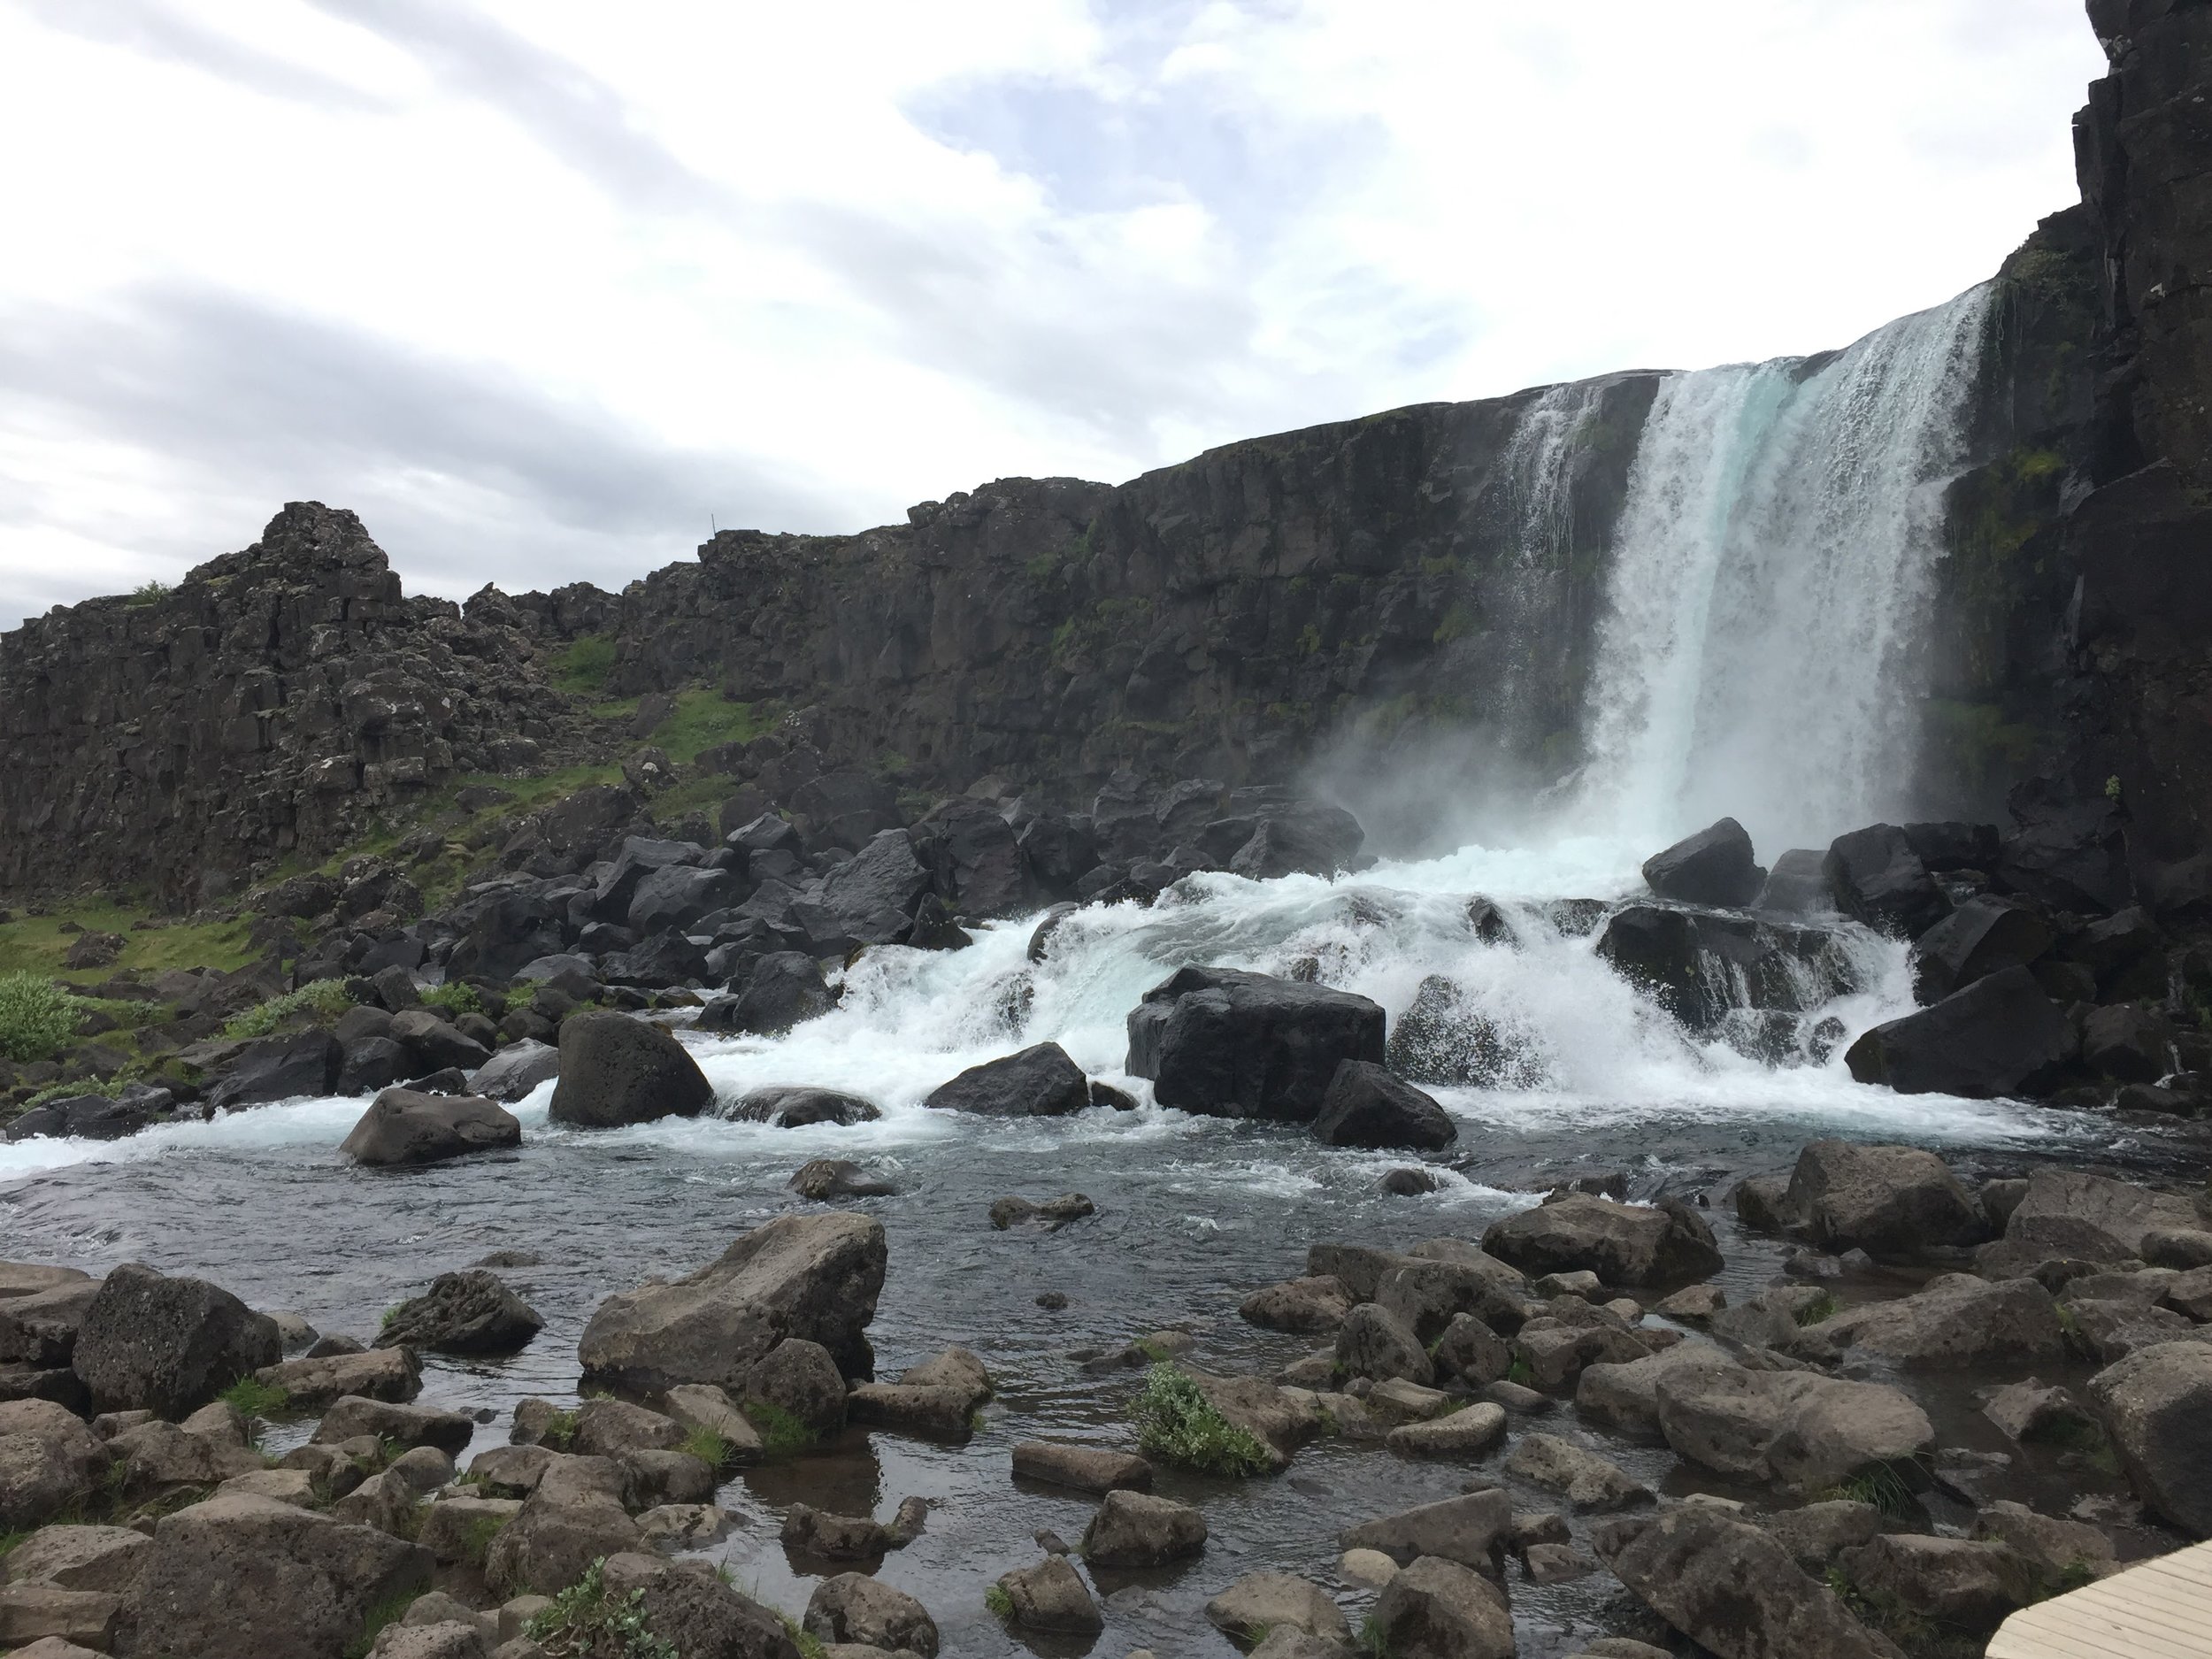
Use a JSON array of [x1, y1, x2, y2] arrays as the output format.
[[578, 1212, 885, 1392], [1079, 1489, 1207, 1567], [1824, 823, 1952, 939], [547, 1011, 713, 1128], [997, 1553, 1104, 1634], [1655, 1367, 1932, 1494], [2090, 1339, 2212, 1537], [923, 1042, 1091, 1118], [728, 1087, 880, 1127], [468, 1039, 559, 1103], [1367, 1555, 1515, 1659], [1774, 1140, 1989, 1258], [1909, 895, 2052, 1003], [804, 1571, 940, 1659], [705, 951, 837, 1037], [1383, 975, 1546, 1088], [1843, 964, 2076, 1097], [339, 1089, 520, 1167], [788, 1159, 897, 1200], [203, 1029, 342, 1114], [374, 1271, 542, 1356], [1340, 1488, 1512, 1569], [1125, 966, 1385, 1121], [72, 1264, 281, 1417], [1311, 1060, 1456, 1151], [1481, 1194, 1722, 1286], [1640, 817, 1763, 908], [1755, 848, 1835, 913]]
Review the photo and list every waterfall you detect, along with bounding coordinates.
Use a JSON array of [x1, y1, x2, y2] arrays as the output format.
[[1576, 285, 1996, 856]]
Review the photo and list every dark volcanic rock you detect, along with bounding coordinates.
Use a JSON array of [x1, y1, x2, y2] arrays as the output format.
[[1909, 895, 2052, 1003], [204, 1029, 342, 1113], [711, 952, 837, 1037], [1311, 1060, 1456, 1151], [548, 1011, 714, 1128], [339, 1088, 521, 1166], [1844, 965, 2076, 1097], [924, 1042, 1090, 1118], [1641, 817, 1763, 908], [72, 1263, 282, 1417], [1383, 974, 1544, 1087], [1125, 966, 1385, 1121], [1482, 1194, 1722, 1286], [730, 1087, 881, 1127], [375, 1271, 543, 1356], [1824, 824, 1952, 939]]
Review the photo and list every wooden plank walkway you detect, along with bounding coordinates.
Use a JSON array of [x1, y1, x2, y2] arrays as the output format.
[[1987, 1538, 2212, 1657]]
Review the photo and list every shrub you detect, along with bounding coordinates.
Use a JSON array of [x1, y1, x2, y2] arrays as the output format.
[[0, 972, 84, 1064], [1793, 1292, 1839, 1326], [419, 980, 485, 1018], [220, 979, 353, 1041], [680, 1425, 733, 1469], [554, 634, 619, 694], [1131, 1363, 1272, 1478], [219, 1377, 289, 1418], [125, 579, 173, 607], [540, 1409, 580, 1452], [984, 1583, 1014, 1619], [526, 1558, 678, 1659]]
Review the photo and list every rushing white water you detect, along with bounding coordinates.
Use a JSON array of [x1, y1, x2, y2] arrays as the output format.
[[1578, 285, 1995, 854]]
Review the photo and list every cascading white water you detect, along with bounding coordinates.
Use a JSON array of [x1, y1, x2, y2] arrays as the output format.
[[1577, 286, 1996, 855], [1484, 380, 1609, 733]]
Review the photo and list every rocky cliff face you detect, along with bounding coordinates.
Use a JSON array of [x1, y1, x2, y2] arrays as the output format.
[[0, 504, 594, 906], [3, 0, 2208, 905]]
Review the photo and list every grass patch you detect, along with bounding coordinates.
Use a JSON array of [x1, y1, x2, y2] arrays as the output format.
[[1794, 1292, 1839, 1326], [1822, 1460, 1923, 1522], [1824, 1566, 1981, 1659], [1131, 1363, 1273, 1479], [552, 634, 619, 695], [777, 1612, 826, 1659], [539, 1409, 580, 1452], [741, 1399, 816, 1456], [0, 905, 257, 982], [0, 972, 87, 1064], [526, 1557, 679, 1659], [680, 1425, 733, 1469], [419, 980, 484, 1018], [1505, 1357, 1536, 1388], [0, 1528, 30, 1559], [219, 1377, 290, 1418], [220, 978, 353, 1041], [458, 1510, 510, 1566], [343, 1587, 424, 1659], [984, 1582, 1014, 1619], [1357, 1612, 1396, 1658]]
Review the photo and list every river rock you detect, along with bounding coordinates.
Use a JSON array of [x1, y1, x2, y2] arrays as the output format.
[[1502, 1433, 1651, 1511], [719, 952, 838, 1036], [313, 1397, 475, 1455], [3, 1525, 149, 1593], [1843, 965, 2075, 1097], [730, 1087, 881, 1127], [1481, 1194, 1722, 1286], [375, 1272, 542, 1356], [203, 1028, 343, 1113], [745, 1338, 848, 1440], [1910, 895, 2052, 1002], [1367, 1555, 1516, 1659], [1655, 1368, 1932, 1494], [468, 1040, 559, 1104], [1971, 1499, 2116, 1578], [1011, 1441, 1152, 1494], [2090, 1339, 2212, 1536], [390, 1010, 492, 1074], [1311, 1060, 1456, 1151], [1758, 1501, 1886, 1574], [567, 1398, 682, 1458], [923, 1042, 1090, 1118], [1594, 1506, 1904, 1659], [1386, 1402, 1507, 1458], [547, 1012, 713, 1128], [803, 1571, 940, 1658], [659, 1383, 764, 1463], [254, 1347, 419, 1409], [1825, 824, 1951, 939], [1813, 1273, 2062, 1370], [71, 1263, 281, 1417], [1240, 1276, 1355, 1333], [1125, 965, 1385, 1121], [1774, 1140, 1987, 1257], [789, 1160, 897, 1200], [846, 1383, 974, 1439], [0, 1267, 89, 1305], [1079, 1490, 1206, 1566], [1836, 1533, 2032, 1634], [781, 1502, 910, 1561], [0, 1281, 103, 1370], [1576, 1342, 1740, 1444], [1340, 1489, 1513, 1569], [0, 1402, 107, 1531], [1335, 1303, 1432, 1385], [1204, 1571, 1351, 1646], [341, 1089, 521, 1167], [995, 1555, 1102, 1633], [578, 1211, 885, 1392], [1433, 1314, 1513, 1386], [1379, 1257, 1531, 1343], [1987, 1168, 2207, 1268], [988, 1193, 1094, 1230], [116, 1492, 433, 1659], [1642, 818, 1763, 907], [483, 1464, 641, 1601]]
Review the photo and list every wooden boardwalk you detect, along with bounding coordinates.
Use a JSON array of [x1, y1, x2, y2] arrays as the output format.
[[1987, 1539, 2212, 1657]]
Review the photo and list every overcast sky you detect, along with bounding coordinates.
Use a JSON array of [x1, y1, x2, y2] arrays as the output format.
[[0, 0, 2107, 630]]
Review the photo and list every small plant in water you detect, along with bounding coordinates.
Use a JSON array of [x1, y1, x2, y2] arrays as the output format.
[[219, 1377, 289, 1418], [983, 1583, 1014, 1619], [1131, 1363, 1272, 1478], [526, 1558, 678, 1659], [680, 1425, 733, 1469], [1793, 1292, 1839, 1326], [741, 1399, 816, 1455]]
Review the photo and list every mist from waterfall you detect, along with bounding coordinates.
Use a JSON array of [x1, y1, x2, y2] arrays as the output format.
[[1574, 284, 1996, 857]]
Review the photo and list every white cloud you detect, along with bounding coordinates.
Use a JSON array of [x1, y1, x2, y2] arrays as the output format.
[[0, 0, 2107, 627]]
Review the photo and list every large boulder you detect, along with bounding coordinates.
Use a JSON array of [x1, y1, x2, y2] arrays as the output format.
[[2090, 1340, 2212, 1537], [1079, 1490, 1207, 1567], [1824, 824, 1951, 939], [1311, 1061, 1455, 1151], [727, 1087, 880, 1128], [1365, 1556, 1514, 1659], [715, 953, 837, 1037], [1125, 966, 1385, 1121], [803, 1572, 939, 1658], [253, 1348, 419, 1409], [0, 1279, 104, 1369], [116, 1492, 432, 1659], [388, 1010, 491, 1075], [1756, 849, 1834, 913], [468, 1040, 559, 1103], [339, 1090, 520, 1167], [1843, 965, 2075, 1097], [626, 865, 735, 936], [577, 1213, 885, 1392], [0, 1401, 108, 1531], [1576, 1342, 1741, 1444], [482, 1458, 641, 1600], [1655, 1368, 1932, 1494], [997, 1554, 1103, 1635], [1641, 818, 1763, 908], [1481, 1194, 1721, 1286], [1383, 975, 1545, 1088], [598, 1551, 802, 1659], [1813, 1274, 2062, 1371], [917, 796, 1033, 918], [374, 1272, 541, 1356], [1225, 804, 1365, 879], [1835, 1534, 2032, 1635], [922, 1042, 1090, 1118], [547, 1012, 713, 1128], [1594, 1506, 1906, 1659], [204, 1029, 342, 1113], [1983, 1168, 2205, 1269], [1340, 1489, 1512, 1569], [1909, 896, 2051, 1003], [1774, 1141, 1987, 1258], [71, 1264, 280, 1417], [818, 829, 931, 943]]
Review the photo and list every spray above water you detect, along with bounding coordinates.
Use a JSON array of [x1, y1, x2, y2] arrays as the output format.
[[1577, 286, 1997, 854]]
